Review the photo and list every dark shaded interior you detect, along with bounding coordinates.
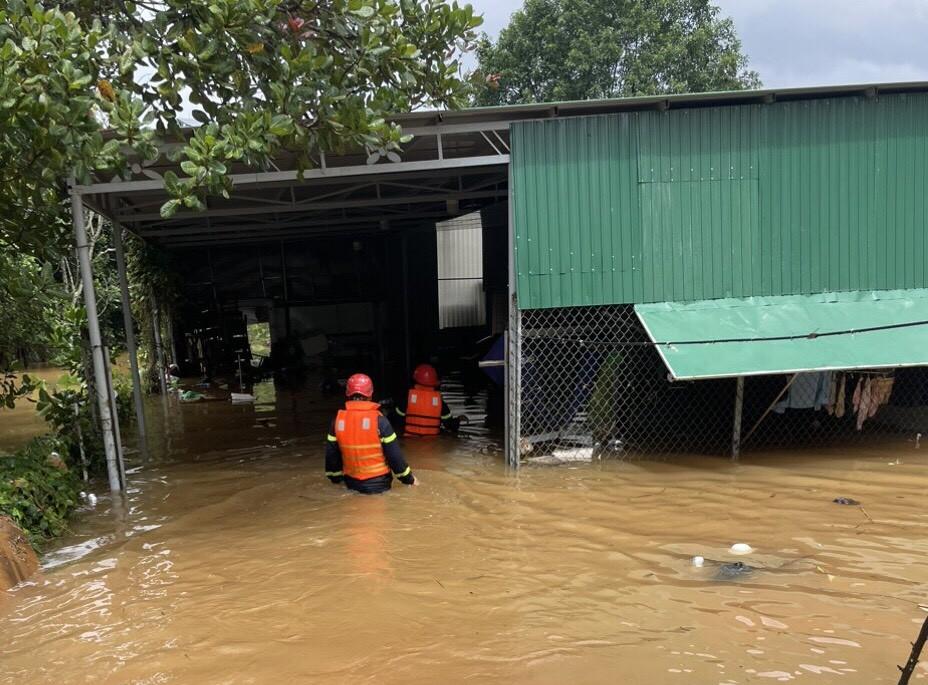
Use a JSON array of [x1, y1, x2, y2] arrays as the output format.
[[163, 201, 509, 419]]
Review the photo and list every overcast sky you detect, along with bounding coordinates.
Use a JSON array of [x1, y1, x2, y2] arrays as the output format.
[[468, 0, 928, 88]]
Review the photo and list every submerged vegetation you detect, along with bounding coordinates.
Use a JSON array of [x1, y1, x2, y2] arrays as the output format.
[[0, 435, 79, 545]]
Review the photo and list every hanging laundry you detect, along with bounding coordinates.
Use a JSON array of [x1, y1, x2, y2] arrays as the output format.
[[853, 374, 896, 430], [774, 371, 834, 413], [869, 377, 895, 416], [834, 373, 847, 419], [825, 373, 841, 416], [854, 377, 872, 430]]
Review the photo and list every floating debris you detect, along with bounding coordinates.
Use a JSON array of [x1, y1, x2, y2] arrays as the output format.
[[716, 561, 754, 580]]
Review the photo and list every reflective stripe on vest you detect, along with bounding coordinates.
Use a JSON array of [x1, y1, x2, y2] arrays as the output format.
[[404, 386, 442, 437], [335, 401, 391, 480]]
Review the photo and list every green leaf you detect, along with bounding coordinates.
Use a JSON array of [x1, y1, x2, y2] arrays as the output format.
[[268, 114, 294, 137], [352, 5, 376, 18], [160, 199, 181, 218]]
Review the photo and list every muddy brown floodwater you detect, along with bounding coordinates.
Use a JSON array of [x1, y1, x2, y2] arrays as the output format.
[[0, 366, 67, 453], [3, 378, 928, 684]]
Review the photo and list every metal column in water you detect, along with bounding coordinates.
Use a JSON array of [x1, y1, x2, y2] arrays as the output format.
[[505, 164, 521, 469], [505, 295, 522, 468], [151, 294, 168, 397], [112, 223, 147, 440], [70, 187, 122, 492]]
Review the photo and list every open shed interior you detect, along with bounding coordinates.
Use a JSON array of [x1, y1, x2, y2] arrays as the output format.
[[76, 105, 521, 430], [168, 197, 509, 404]]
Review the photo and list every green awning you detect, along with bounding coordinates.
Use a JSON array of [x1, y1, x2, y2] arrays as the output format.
[[634, 289, 928, 381]]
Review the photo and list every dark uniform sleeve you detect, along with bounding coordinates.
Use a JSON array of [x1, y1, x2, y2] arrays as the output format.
[[392, 402, 407, 432], [325, 419, 344, 483], [440, 401, 459, 431], [378, 415, 415, 484]]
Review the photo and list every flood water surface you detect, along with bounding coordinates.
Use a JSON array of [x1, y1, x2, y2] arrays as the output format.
[[2, 381, 928, 683], [0, 367, 67, 453]]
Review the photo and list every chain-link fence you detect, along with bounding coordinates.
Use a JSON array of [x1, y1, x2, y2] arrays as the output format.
[[512, 304, 928, 464]]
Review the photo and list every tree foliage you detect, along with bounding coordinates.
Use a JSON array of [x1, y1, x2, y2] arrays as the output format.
[[0, 0, 482, 245], [0, 251, 60, 372], [0, 434, 80, 545], [473, 0, 760, 106]]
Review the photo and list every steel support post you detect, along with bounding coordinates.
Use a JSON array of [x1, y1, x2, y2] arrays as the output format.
[[111, 223, 147, 439], [151, 294, 168, 397], [103, 346, 127, 488], [70, 189, 122, 492], [401, 232, 411, 380], [505, 163, 521, 469], [166, 314, 178, 367], [280, 241, 291, 338], [506, 296, 522, 468]]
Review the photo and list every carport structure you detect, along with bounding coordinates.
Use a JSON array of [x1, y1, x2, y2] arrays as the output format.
[[71, 104, 519, 492], [71, 81, 928, 493]]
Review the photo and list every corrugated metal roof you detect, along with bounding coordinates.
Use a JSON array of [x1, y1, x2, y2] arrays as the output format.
[[512, 91, 928, 309], [394, 80, 928, 127]]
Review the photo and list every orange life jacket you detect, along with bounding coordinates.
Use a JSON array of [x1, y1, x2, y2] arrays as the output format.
[[335, 401, 390, 480], [404, 385, 442, 437]]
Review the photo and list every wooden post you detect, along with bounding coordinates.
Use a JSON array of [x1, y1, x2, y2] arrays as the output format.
[[732, 376, 745, 461]]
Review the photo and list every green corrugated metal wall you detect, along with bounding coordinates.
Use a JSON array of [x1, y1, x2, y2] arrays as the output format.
[[511, 93, 928, 309]]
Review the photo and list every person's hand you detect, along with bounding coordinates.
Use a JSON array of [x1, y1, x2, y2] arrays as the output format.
[[410, 475, 419, 486]]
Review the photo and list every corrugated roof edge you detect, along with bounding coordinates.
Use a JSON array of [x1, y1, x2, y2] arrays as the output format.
[[392, 80, 928, 127], [116, 81, 928, 141]]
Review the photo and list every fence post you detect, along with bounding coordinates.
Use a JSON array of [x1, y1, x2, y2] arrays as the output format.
[[505, 161, 523, 468], [505, 294, 522, 468], [732, 376, 745, 461]]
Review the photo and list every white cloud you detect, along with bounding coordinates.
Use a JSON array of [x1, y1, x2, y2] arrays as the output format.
[[715, 0, 928, 87], [467, 0, 928, 89]]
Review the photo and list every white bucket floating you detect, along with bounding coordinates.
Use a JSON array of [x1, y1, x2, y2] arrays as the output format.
[[729, 543, 754, 555]]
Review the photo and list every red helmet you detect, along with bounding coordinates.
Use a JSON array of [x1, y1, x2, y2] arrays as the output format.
[[346, 373, 374, 399], [413, 363, 439, 387]]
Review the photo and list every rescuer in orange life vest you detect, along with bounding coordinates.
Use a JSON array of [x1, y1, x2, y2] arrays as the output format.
[[325, 373, 417, 494], [394, 363, 460, 437]]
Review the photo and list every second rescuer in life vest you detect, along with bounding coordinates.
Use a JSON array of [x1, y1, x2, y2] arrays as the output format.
[[325, 373, 417, 494], [393, 363, 460, 436]]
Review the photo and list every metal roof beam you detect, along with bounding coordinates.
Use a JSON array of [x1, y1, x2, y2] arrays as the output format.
[[76, 155, 509, 196], [126, 189, 506, 225], [158, 216, 450, 247], [401, 120, 511, 136], [140, 208, 466, 238]]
